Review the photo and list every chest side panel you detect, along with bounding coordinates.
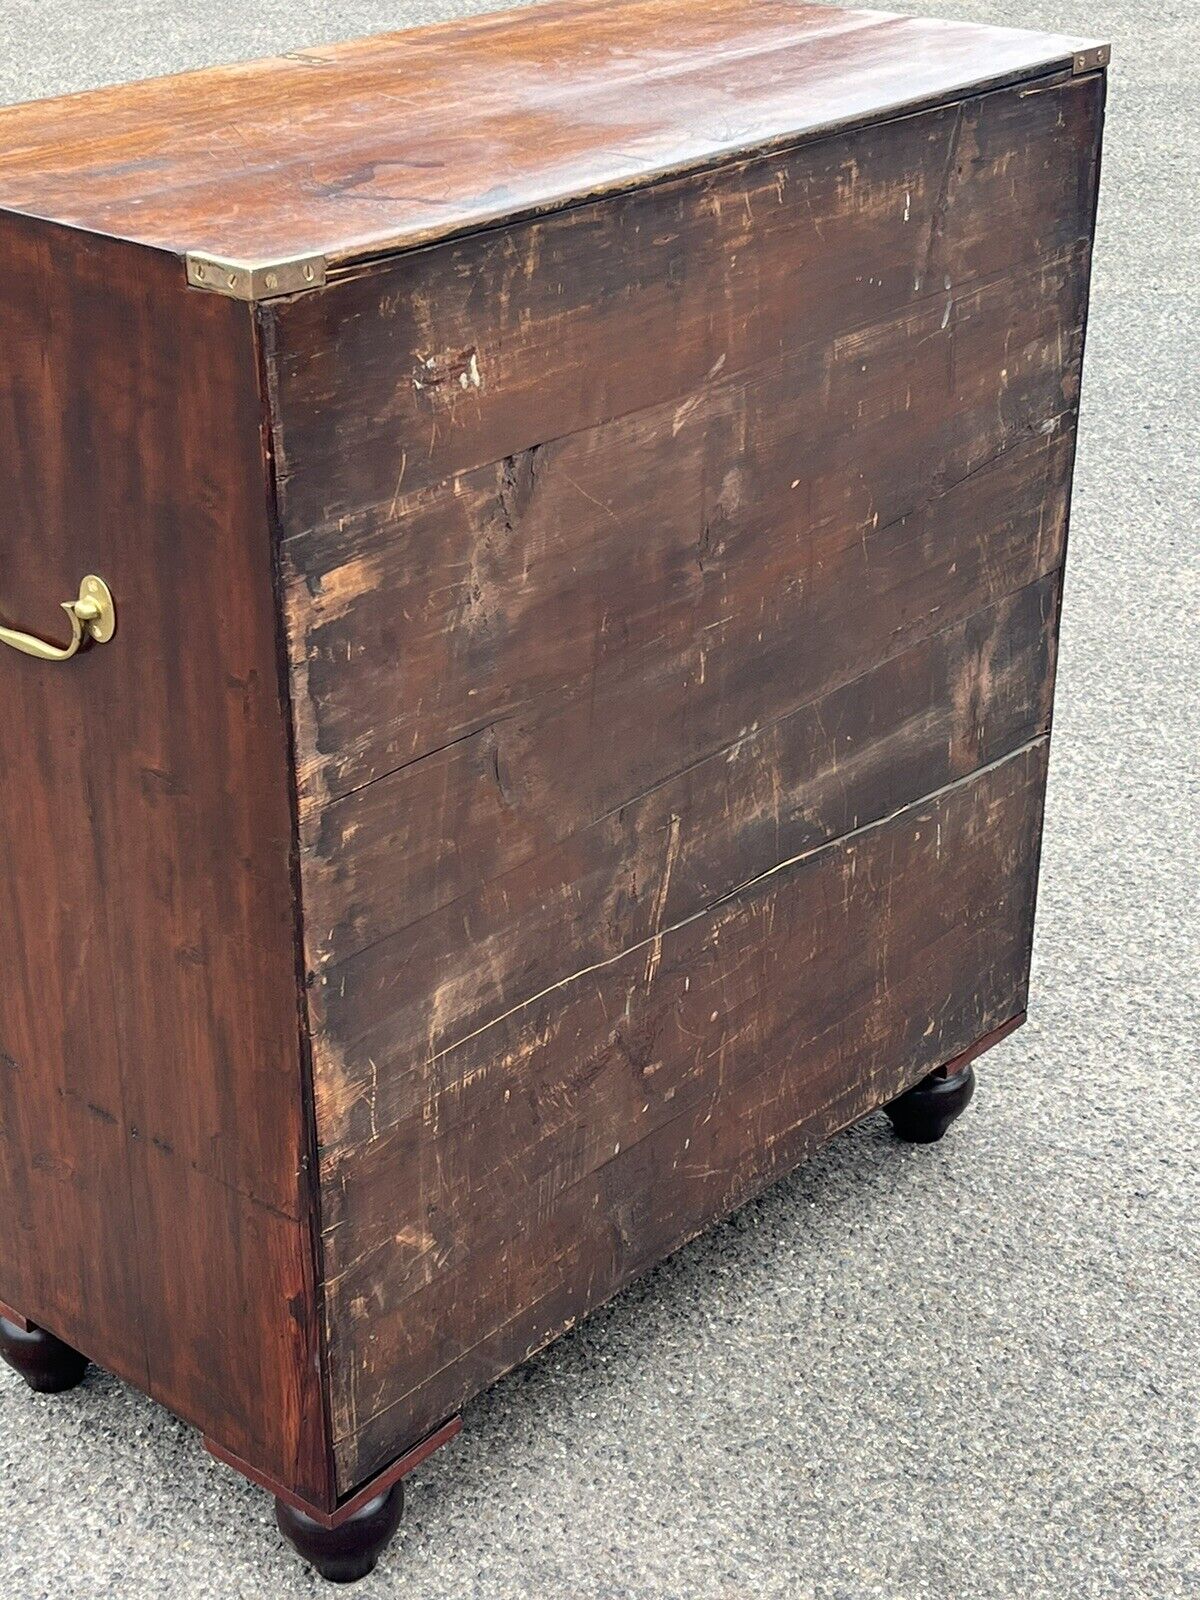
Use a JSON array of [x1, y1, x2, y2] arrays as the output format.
[[266, 72, 1104, 1492], [0, 220, 328, 1502]]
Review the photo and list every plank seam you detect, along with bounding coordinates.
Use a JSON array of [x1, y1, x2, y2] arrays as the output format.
[[411, 735, 1049, 1074]]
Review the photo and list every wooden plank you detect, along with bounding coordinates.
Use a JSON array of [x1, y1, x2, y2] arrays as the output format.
[[317, 582, 1058, 1274], [268, 71, 1103, 540], [311, 570, 1061, 1154], [0, 217, 331, 1505], [325, 739, 1048, 1488], [282, 242, 1086, 816], [301, 466, 1069, 967], [0, 0, 1101, 266]]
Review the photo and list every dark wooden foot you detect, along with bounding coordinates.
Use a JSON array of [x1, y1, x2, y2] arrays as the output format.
[[0, 1315, 88, 1393], [276, 1484, 404, 1583], [885, 1062, 976, 1144]]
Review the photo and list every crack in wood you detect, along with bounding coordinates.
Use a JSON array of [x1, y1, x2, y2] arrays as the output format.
[[415, 736, 1047, 1073]]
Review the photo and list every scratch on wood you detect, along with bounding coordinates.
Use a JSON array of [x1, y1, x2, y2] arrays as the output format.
[[643, 813, 682, 988], [417, 738, 1046, 1072]]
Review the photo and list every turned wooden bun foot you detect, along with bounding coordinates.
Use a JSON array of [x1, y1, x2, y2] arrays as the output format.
[[885, 1062, 976, 1144], [0, 1316, 88, 1393], [276, 1484, 404, 1583]]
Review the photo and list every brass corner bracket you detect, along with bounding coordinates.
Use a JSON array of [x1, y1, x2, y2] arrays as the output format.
[[185, 251, 328, 302], [1073, 43, 1111, 75]]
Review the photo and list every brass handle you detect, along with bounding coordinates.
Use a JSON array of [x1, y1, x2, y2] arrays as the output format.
[[0, 576, 116, 662]]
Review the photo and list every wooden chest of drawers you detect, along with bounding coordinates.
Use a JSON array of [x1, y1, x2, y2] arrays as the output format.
[[0, 0, 1106, 1580]]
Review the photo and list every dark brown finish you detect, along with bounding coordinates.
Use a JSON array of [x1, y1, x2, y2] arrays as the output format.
[[276, 1486, 404, 1584], [0, 1298, 32, 1333], [269, 71, 1099, 551], [932, 1011, 1026, 1080], [0, 0, 1106, 1557], [0, 1315, 88, 1392], [326, 741, 1051, 1484], [0, 218, 328, 1502], [0, 0, 1102, 268]]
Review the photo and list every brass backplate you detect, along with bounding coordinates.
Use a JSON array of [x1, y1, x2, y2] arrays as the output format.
[[79, 575, 117, 644]]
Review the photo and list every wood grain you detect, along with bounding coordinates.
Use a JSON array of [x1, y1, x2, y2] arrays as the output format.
[[269, 71, 1103, 548], [328, 739, 1049, 1485], [0, 218, 330, 1505], [277, 75, 1097, 1163], [315, 580, 1061, 1269], [0, 0, 1102, 267], [280, 245, 1087, 810], [308, 570, 1062, 1156]]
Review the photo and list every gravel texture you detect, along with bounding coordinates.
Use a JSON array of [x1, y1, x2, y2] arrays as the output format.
[[0, 2, 1196, 1596]]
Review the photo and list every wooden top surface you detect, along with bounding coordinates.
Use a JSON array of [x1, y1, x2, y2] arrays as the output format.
[[0, 0, 1105, 274]]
